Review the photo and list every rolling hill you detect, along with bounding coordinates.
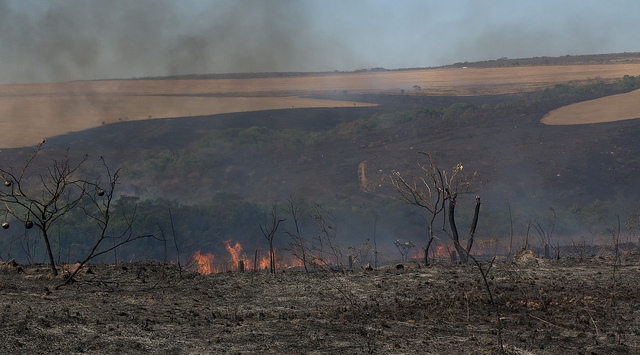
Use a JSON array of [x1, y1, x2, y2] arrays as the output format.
[[1, 53, 639, 242]]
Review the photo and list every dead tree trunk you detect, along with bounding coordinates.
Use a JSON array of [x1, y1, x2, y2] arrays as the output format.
[[41, 226, 58, 275], [446, 189, 481, 263], [260, 203, 285, 274], [466, 196, 481, 253]]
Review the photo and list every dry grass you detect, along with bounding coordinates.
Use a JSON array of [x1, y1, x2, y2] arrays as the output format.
[[541, 88, 640, 125], [0, 95, 374, 148], [1, 62, 640, 148]]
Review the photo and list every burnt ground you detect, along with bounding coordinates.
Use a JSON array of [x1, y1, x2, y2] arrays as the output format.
[[1, 88, 638, 209], [1, 256, 639, 354]]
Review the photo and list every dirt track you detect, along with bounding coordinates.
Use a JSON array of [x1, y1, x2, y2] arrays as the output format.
[[1, 256, 638, 354]]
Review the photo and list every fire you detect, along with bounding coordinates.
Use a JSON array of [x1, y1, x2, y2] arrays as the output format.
[[191, 240, 304, 274], [411, 243, 449, 260], [432, 244, 449, 258], [258, 254, 271, 270], [284, 257, 303, 269], [193, 250, 215, 275], [224, 240, 248, 269]]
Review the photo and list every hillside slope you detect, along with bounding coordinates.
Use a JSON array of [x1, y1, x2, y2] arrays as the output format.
[[8, 84, 638, 214], [1, 55, 639, 221]]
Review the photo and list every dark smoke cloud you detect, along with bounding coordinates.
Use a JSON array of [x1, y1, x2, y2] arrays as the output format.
[[0, 0, 638, 84], [0, 0, 358, 83]]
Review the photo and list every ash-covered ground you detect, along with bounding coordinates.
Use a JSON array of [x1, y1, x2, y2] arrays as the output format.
[[0, 255, 638, 354]]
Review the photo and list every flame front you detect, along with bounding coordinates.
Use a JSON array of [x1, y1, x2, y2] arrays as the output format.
[[192, 240, 303, 274], [433, 244, 448, 258], [258, 253, 271, 270], [193, 250, 215, 275], [224, 240, 247, 268]]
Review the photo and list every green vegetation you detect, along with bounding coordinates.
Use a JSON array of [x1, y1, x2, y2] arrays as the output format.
[[124, 74, 640, 190], [122, 125, 319, 181], [614, 74, 640, 91], [537, 75, 640, 101], [333, 103, 481, 135], [0, 192, 264, 263], [333, 108, 438, 134], [5, 74, 640, 266]]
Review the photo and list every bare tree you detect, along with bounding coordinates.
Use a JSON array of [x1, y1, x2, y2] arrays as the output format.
[[505, 191, 515, 260], [282, 196, 309, 272], [0, 142, 89, 275], [518, 207, 557, 258], [372, 208, 380, 269], [0, 142, 156, 280], [390, 152, 445, 264], [394, 239, 415, 262], [390, 151, 480, 263], [311, 203, 344, 269], [532, 207, 556, 258], [437, 158, 481, 263], [391, 152, 500, 350], [58, 157, 156, 286], [260, 203, 285, 274]]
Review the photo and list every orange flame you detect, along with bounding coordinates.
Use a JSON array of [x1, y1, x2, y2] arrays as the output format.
[[432, 244, 448, 258], [284, 257, 303, 269], [411, 245, 443, 260], [192, 241, 305, 274], [224, 240, 247, 269], [259, 254, 271, 270], [193, 250, 215, 275]]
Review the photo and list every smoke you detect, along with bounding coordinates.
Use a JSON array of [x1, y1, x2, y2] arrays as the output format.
[[0, 0, 359, 83], [440, 1, 636, 64], [0, 1, 638, 84]]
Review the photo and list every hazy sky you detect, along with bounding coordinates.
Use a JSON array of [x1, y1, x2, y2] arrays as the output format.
[[0, 0, 638, 84]]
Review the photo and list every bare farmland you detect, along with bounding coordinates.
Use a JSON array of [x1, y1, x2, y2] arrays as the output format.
[[1, 62, 640, 148], [542, 88, 640, 125]]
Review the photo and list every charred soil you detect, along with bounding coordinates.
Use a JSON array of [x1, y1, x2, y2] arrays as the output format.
[[1, 257, 639, 354], [22, 89, 640, 207]]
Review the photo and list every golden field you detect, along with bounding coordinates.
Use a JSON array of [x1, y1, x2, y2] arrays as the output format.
[[1, 62, 640, 148], [542, 88, 640, 125]]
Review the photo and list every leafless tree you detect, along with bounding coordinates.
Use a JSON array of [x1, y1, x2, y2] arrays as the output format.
[[311, 203, 344, 269], [58, 157, 156, 287], [390, 151, 481, 263], [394, 239, 415, 262], [517, 207, 557, 258], [391, 152, 500, 351], [282, 196, 310, 272], [0, 142, 89, 275], [505, 191, 515, 260], [347, 239, 373, 268], [0, 142, 155, 279], [390, 152, 445, 264], [260, 203, 285, 274], [532, 207, 556, 258], [372, 208, 380, 269]]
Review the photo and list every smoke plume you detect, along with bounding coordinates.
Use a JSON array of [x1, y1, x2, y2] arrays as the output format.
[[0, 1, 637, 84]]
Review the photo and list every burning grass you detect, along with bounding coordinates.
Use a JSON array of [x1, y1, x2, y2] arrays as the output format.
[[191, 240, 304, 275]]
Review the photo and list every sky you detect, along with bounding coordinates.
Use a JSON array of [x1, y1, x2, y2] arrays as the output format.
[[0, 0, 638, 84]]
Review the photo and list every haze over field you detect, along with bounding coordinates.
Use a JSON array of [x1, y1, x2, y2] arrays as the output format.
[[0, 0, 638, 84], [1, 62, 640, 148]]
